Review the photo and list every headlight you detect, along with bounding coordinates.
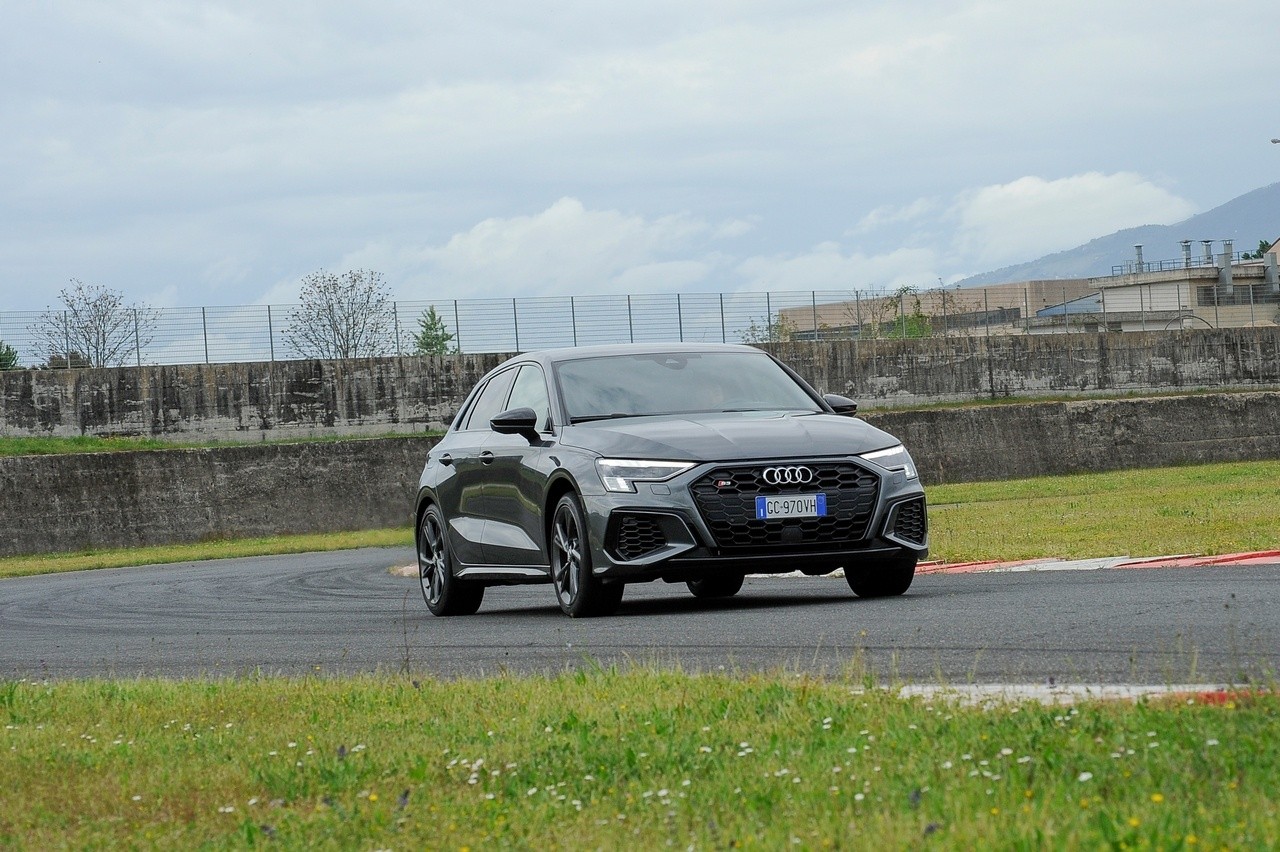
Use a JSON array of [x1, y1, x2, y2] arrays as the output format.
[[859, 445, 918, 480], [596, 458, 696, 493]]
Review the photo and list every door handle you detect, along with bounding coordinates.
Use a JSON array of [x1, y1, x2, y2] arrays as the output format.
[[479, 451, 495, 465], [437, 453, 453, 466]]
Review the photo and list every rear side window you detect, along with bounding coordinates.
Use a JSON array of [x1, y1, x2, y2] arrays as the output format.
[[462, 368, 518, 431]]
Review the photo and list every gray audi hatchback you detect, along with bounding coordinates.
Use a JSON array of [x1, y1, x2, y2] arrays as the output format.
[[415, 343, 927, 617]]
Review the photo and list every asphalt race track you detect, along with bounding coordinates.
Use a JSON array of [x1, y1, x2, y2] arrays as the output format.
[[3, 548, 1278, 684]]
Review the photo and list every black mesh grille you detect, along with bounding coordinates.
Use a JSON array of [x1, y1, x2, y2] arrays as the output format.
[[691, 462, 879, 552], [892, 498, 927, 545], [615, 514, 667, 561]]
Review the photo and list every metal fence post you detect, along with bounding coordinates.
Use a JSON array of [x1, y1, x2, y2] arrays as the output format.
[[570, 296, 578, 347], [811, 291, 818, 341], [267, 305, 275, 361], [202, 307, 209, 364], [453, 300, 462, 354], [984, 290, 990, 337], [133, 308, 141, 366], [627, 295, 634, 343], [719, 293, 726, 343], [393, 301, 401, 356], [766, 292, 772, 339], [677, 293, 684, 341], [512, 298, 520, 351]]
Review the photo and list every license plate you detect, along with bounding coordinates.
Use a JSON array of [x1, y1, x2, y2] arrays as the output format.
[[755, 493, 827, 520]]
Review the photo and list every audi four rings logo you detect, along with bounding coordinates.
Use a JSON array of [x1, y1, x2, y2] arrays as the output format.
[[762, 465, 814, 485]]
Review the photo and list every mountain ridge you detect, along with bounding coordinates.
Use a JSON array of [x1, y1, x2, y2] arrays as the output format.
[[956, 182, 1280, 286]]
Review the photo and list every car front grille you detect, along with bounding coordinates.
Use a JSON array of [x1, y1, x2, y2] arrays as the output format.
[[614, 514, 668, 561], [892, 497, 927, 546], [690, 462, 879, 552]]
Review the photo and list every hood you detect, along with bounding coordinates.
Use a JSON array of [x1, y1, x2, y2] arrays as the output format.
[[558, 411, 901, 461]]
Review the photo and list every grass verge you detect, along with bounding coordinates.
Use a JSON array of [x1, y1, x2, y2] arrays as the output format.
[[1, 670, 1273, 848], [0, 528, 413, 580], [4, 459, 1278, 580], [927, 459, 1280, 563]]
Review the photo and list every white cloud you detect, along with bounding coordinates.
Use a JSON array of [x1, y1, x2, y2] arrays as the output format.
[[950, 173, 1198, 268]]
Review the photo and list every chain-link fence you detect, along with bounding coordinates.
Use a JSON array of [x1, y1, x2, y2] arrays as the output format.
[[2, 280, 1278, 368]]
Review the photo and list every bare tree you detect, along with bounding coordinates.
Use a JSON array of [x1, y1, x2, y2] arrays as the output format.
[[284, 269, 397, 359], [28, 280, 157, 368]]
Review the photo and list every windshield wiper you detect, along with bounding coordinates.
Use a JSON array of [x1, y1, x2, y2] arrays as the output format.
[[569, 412, 646, 424]]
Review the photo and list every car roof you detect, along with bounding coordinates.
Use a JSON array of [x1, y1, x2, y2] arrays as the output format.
[[499, 342, 768, 370]]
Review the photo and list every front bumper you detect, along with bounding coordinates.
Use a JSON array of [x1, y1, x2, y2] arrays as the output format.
[[581, 457, 928, 583]]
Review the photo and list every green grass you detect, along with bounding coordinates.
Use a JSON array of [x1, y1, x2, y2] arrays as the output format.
[[926, 460, 1280, 563], [3, 459, 1277, 580], [0, 529, 413, 579], [1, 671, 1273, 848]]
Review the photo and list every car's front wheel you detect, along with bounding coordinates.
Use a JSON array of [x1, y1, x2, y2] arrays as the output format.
[[418, 504, 484, 616], [687, 573, 745, 599], [845, 553, 917, 598], [550, 493, 623, 618]]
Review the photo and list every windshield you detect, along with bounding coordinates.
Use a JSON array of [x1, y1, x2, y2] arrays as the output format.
[[555, 351, 822, 422]]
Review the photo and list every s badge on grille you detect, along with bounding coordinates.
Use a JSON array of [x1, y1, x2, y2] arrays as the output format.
[[714, 479, 733, 488]]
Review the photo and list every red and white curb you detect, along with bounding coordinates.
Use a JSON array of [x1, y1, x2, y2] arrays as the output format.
[[892, 683, 1264, 706], [918, 550, 1280, 575]]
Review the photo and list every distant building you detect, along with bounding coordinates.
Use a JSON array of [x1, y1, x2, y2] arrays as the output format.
[[780, 239, 1280, 339], [1029, 239, 1280, 334]]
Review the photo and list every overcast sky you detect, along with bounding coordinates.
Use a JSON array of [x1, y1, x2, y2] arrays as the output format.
[[2, 1, 1277, 313]]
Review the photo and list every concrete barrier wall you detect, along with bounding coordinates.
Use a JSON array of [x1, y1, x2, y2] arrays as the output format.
[[2, 392, 1277, 557], [0, 437, 435, 557], [3, 328, 1279, 441]]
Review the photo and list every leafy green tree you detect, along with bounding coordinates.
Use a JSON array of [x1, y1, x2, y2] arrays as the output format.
[[1242, 239, 1277, 260], [0, 340, 19, 370], [284, 269, 396, 359], [412, 305, 457, 355], [28, 280, 158, 368]]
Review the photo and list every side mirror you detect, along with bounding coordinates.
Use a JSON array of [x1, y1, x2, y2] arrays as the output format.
[[490, 407, 541, 442], [822, 393, 858, 416]]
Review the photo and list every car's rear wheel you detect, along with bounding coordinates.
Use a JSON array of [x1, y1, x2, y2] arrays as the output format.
[[845, 553, 917, 598], [419, 504, 484, 616], [686, 573, 745, 599], [550, 493, 623, 617]]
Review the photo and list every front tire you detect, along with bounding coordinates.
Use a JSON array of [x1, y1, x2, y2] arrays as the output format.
[[845, 553, 917, 598], [550, 493, 623, 617], [687, 573, 745, 599], [418, 504, 484, 616]]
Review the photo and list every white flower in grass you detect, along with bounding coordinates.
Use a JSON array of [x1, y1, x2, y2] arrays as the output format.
[[1000, 748, 1013, 756], [1206, 738, 1220, 746], [1017, 756, 1031, 764], [1077, 772, 1093, 782]]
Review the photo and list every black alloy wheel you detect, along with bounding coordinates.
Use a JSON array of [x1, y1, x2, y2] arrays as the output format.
[[844, 553, 917, 598], [550, 493, 624, 618], [686, 573, 745, 599], [418, 504, 484, 616]]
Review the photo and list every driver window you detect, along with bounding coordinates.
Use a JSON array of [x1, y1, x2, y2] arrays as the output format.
[[505, 365, 552, 431], [462, 368, 517, 431]]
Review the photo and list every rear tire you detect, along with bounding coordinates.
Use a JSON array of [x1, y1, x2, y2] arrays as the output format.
[[550, 493, 623, 617], [687, 573, 745, 599], [418, 504, 484, 616], [845, 553, 917, 598]]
